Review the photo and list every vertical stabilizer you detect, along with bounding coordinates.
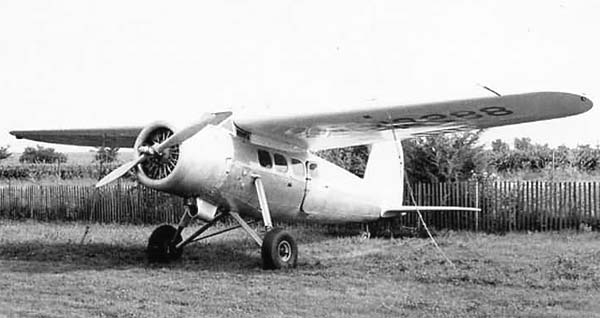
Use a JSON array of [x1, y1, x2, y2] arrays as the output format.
[[364, 140, 404, 210]]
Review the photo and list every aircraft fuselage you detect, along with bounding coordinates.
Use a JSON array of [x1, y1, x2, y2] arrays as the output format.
[[136, 123, 381, 224]]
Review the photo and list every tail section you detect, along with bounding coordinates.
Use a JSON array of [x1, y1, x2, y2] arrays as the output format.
[[364, 140, 404, 210], [364, 140, 482, 218]]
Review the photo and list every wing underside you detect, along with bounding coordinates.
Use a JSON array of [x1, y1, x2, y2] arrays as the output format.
[[10, 127, 142, 148], [235, 92, 592, 151]]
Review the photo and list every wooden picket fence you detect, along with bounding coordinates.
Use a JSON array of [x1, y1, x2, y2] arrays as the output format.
[[0, 181, 599, 232], [0, 182, 182, 224], [378, 181, 600, 233]]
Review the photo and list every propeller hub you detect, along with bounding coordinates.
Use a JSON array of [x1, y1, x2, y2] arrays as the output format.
[[138, 145, 158, 156]]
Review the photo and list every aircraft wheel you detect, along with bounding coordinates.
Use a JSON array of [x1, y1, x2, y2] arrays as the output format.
[[261, 228, 298, 270], [147, 224, 183, 263]]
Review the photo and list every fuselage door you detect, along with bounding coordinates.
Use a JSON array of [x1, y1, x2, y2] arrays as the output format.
[[252, 150, 306, 218], [300, 160, 319, 211]]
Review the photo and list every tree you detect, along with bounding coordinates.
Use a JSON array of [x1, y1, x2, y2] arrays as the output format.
[[94, 147, 120, 164], [317, 146, 369, 177], [317, 131, 488, 182], [572, 145, 600, 171], [491, 139, 509, 153], [514, 137, 533, 152], [19, 145, 67, 164], [490, 138, 553, 172], [0, 145, 11, 161], [403, 130, 488, 183], [553, 145, 571, 168]]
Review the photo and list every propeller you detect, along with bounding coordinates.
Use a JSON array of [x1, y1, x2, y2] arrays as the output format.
[[95, 111, 232, 188], [96, 156, 146, 188]]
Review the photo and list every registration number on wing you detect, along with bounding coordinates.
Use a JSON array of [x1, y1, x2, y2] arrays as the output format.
[[377, 106, 513, 129]]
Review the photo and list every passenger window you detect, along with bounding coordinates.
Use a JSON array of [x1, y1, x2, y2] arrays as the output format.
[[258, 150, 272, 168], [273, 153, 288, 173], [308, 162, 318, 178], [291, 158, 304, 176]]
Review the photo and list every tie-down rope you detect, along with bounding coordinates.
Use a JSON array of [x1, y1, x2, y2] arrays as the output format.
[[386, 115, 456, 268]]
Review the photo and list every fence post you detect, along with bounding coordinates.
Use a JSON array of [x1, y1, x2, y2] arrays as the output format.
[[475, 180, 479, 232]]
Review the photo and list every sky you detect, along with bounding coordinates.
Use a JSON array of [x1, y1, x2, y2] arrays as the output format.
[[0, 0, 598, 152]]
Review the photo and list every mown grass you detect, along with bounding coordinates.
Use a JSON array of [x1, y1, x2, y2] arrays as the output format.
[[1, 221, 599, 318]]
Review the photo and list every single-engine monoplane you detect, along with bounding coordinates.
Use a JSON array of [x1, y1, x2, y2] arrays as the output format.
[[11, 92, 592, 269]]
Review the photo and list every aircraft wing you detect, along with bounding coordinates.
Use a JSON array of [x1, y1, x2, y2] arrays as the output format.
[[10, 127, 143, 148], [235, 92, 592, 151], [9, 92, 592, 151]]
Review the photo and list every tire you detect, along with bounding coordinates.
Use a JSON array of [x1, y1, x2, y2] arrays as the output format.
[[147, 224, 183, 263], [261, 228, 298, 270]]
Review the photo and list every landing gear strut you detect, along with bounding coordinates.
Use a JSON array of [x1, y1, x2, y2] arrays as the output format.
[[146, 213, 298, 269], [253, 175, 298, 269]]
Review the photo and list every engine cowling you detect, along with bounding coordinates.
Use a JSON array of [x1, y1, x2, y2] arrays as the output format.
[[133, 121, 233, 199]]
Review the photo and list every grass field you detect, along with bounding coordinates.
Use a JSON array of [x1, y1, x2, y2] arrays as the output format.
[[1, 221, 599, 318]]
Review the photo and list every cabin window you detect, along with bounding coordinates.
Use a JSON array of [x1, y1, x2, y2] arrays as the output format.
[[273, 153, 288, 173], [308, 162, 318, 178], [291, 158, 304, 176], [258, 150, 272, 168]]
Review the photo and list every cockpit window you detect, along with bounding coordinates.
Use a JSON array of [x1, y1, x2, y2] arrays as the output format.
[[258, 150, 272, 168], [291, 158, 304, 176], [273, 153, 288, 173]]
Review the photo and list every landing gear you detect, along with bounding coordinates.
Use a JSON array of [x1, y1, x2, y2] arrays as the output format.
[[146, 176, 299, 269], [261, 228, 298, 269], [146, 215, 299, 270], [147, 224, 183, 262], [360, 224, 371, 239]]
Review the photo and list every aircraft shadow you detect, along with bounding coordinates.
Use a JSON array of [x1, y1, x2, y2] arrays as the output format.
[[0, 239, 263, 274], [0, 226, 372, 274]]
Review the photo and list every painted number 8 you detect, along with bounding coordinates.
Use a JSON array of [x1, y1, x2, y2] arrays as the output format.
[[479, 106, 513, 116]]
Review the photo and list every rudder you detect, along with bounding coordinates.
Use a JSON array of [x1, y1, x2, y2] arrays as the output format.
[[363, 140, 404, 210]]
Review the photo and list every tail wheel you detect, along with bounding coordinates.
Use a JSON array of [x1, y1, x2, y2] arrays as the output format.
[[261, 228, 298, 270], [147, 224, 183, 263]]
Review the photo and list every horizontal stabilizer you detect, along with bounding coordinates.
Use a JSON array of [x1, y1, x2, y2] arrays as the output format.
[[382, 206, 481, 218]]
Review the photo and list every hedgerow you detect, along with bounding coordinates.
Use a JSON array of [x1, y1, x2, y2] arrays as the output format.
[[0, 164, 129, 180]]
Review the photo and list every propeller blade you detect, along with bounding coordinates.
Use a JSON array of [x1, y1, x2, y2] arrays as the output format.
[[155, 111, 231, 153], [95, 155, 146, 188]]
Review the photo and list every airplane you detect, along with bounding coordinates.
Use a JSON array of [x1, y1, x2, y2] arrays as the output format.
[[10, 91, 593, 269]]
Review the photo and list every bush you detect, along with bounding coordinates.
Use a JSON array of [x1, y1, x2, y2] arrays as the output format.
[[19, 145, 67, 164], [489, 138, 600, 175], [0, 145, 11, 161], [0, 164, 124, 180], [95, 147, 120, 164], [403, 130, 488, 183], [317, 146, 369, 177]]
